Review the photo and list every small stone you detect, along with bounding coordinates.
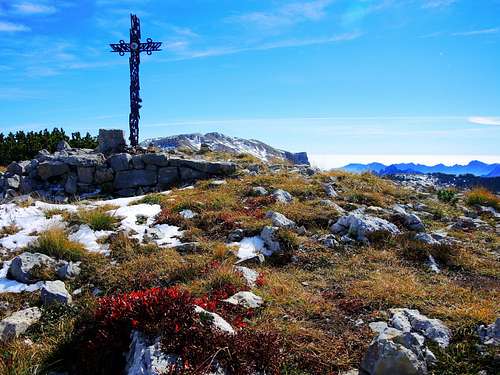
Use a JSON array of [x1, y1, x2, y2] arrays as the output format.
[[265, 211, 296, 228], [234, 266, 259, 287], [223, 291, 264, 308], [41, 280, 72, 305], [0, 307, 41, 342], [227, 229, 245, 242], [179, 209, 197, 219], [272, 189, 293, 203], [251, 186, 268, 196]]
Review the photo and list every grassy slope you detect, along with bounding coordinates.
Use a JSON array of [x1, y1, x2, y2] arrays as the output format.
[[0, 156, 498, 374]]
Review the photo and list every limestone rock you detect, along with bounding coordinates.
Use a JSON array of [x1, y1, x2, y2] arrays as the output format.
[[77, 166, 95, 184], [0, 307, 41, 342], [126, 331, 183, 375], [142, 153, 170, 167], [41, 280, 72, 305], [64, 174, 78, 194], [252, 186, 268, 196], [37, 161, 69, 180], [114, 169, 157, 189], [95, 167, 114, 184], [7, 160, 30, 176], [389, 309, 451, 348], [272, 189, 293, 203], [265, 211, 296, 228], [360, 327, 428, 375], [260, 226, 281, 253], [108, 153, 132, 171], [234, 266, 259, 287], [393, 205, 425, 232], [223, 291, 264, 308], [323, 183, 339, 198], [330, 213, 400, 243], [56, 140, 71, 151], [158, 167, 179, 188], [194, 306, 235, 334], [57, 262, 81, 279], [96, 129, 126, 154], [478, 317, 500, 346], [8, 252, 59, 284]]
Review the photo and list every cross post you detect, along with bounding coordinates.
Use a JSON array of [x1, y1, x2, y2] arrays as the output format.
[[110, 14, 162, 147]]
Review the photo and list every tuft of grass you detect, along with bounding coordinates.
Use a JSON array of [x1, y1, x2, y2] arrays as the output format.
[[465, 187, 499, 210], [72, 207, 120, 231], [44, 208, 72, 220], [133, 193, 169, 207], [0, 223, 20, 238], [29, 228, 86, 261]]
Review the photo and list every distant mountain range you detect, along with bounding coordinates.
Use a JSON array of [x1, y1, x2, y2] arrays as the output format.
[[341, 160, 500, 177], [141, 132, 310, 165]]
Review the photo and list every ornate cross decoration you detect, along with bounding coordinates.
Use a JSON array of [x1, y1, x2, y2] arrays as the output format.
[[110, 14, 162, 147]]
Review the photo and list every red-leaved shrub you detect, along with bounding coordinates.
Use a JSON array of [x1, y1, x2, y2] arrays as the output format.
[[64, 287, 282, 375]]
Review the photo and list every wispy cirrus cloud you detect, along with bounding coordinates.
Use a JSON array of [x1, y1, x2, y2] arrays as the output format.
[[12, 2, 57, 15], [421, 0, 457, 9], [0, 21, 30, 32], [167, 32, 362, 60], [468, 117, 500, 126], [452, 28, 499, 36], [227, 0, 334, 31]]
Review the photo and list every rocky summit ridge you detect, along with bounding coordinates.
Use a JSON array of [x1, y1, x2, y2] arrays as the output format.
[[141, 132, 310, 165]]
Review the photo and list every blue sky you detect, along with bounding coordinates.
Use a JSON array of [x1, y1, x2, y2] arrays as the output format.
[[1, 0, 499, 167]]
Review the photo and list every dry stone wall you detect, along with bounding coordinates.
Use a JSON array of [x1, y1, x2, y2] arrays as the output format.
[[0, 148, 236, 201]]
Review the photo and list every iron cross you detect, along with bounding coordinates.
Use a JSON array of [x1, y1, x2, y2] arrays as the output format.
[[110, 14, 162, 147]]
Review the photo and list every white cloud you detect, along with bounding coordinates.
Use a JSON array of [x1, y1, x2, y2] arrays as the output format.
[[468, 117, 500, 126], [452, 28, 499, 36], [228, 0, 334, 30], [13, 2, 57, 15], [0, 21, 30, 32], [170, 32, 362, 60], [422, 0, 457, 9]]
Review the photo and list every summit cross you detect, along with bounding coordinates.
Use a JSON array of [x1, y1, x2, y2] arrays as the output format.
[[110, 14, 162, 147]]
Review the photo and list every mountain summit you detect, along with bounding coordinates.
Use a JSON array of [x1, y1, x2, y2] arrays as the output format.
[[141, 132, 310, 165]]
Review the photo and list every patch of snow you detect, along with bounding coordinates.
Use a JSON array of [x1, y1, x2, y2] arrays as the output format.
[[0, 203, 65, 252], [69, 224, 112, 254], [0, 261, 43, 294], [110, 204, 162, 242], [232, 236, 269, 260], [151, 224, 183, 247]]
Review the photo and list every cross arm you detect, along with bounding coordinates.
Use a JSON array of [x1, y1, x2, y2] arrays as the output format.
[[110, 40, 131, 55], [139, 38, 162, 54]]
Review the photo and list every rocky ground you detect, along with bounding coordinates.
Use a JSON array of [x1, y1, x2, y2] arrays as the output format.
[[0, 152, 498, 375]]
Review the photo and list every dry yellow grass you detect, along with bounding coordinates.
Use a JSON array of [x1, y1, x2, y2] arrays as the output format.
[[465, 187, 499, 210]]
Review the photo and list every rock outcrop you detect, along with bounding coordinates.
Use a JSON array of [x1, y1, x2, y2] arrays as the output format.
[[361, 309, 451, 375], [330, 213, 400, 243]]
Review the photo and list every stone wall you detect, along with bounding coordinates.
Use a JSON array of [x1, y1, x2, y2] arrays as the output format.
[[0, 147, 236, 201]]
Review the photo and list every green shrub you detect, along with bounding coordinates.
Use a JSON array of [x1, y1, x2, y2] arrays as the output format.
[[437, 188, 458, 204]]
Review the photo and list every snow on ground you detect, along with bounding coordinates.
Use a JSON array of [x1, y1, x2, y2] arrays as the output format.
[[150, 224, 183, 247], [69, 225, 113, 254], [0, 191, 184, 293], [0, 261, 44, 293], [0, 203, 65, 251], [109, 204, 162, 242], [232, 236, 267, 260]]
